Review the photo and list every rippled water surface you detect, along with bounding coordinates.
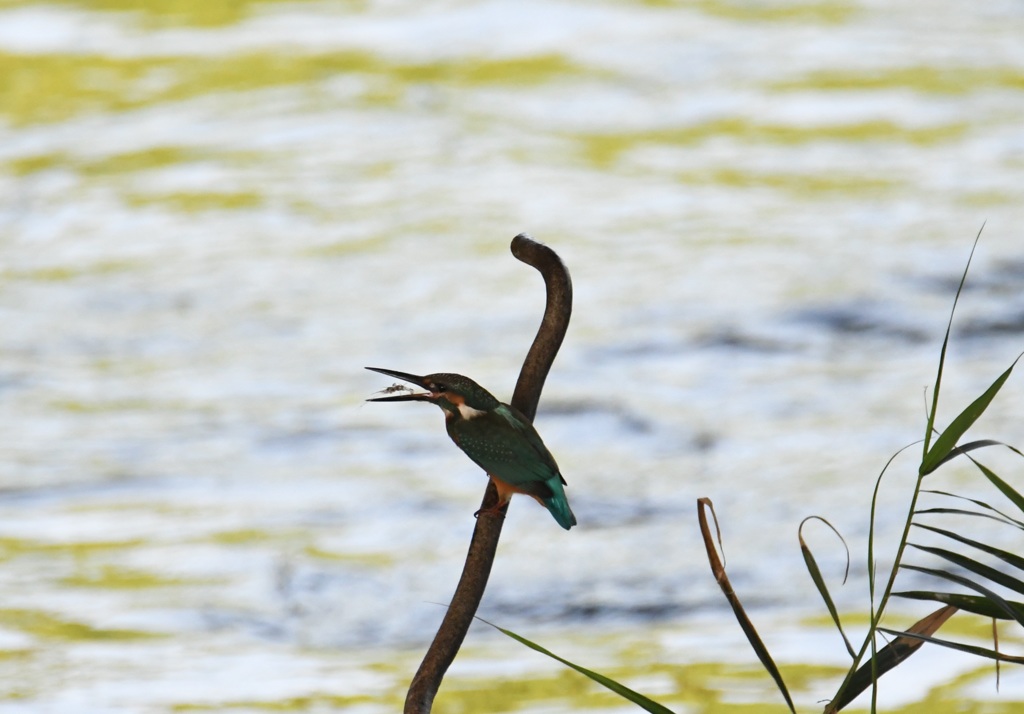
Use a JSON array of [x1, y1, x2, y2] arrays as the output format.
[[2, 1, 1024, 711]]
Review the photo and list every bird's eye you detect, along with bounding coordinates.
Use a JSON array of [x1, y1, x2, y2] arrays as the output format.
[[435, 383, 447, 393]]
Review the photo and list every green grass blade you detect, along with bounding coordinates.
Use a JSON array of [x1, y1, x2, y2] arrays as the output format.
[[479, 618, 677, 714], [900, 564, 1024, 627], [877, 628, 1024, 664], [922, 224, 984, 459], [799, 516, 855, 657], [699, 498, 796, 713], [829, 606, 957, 712], [969, 456, 1024, 516], [933, 439, 1007, 469], [825, 442, 919, 714], [908, 543, 1024, 596], [894, 590, 1024, 620], [920, 356, 1021, 476], [918, 489, 1024, 530], [914, 506, 1024, 531], [913, 523, 1024, 571]]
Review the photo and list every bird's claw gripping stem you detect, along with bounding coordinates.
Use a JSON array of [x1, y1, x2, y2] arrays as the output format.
[[473, 503, 508, 521]]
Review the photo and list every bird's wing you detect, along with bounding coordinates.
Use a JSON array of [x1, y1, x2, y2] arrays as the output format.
[[495, 404, 568, 486], [452, 408, 561, 497]]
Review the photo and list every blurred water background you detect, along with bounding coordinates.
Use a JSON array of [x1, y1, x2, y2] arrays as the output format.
[[2, 0, 1024, 711]]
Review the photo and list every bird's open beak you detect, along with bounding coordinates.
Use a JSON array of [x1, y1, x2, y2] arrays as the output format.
[[365, 367, 435, 402]]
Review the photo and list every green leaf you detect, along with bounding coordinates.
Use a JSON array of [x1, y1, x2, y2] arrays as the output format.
[[970, 457, 1024, 516], [920, 356, 1021, 476], [908, 543, 1024, 596], [799, 516, 855, 657], [918, 489, 1024, 530], [913, 523, 1024, 572], [922, 224, 983, 459], [894, 590, 1024, 621], [900, 564, 1024, 627], [933, 439, 1007, 469], [826, 441, 921, 714], [877, 627, 1024, 664], [915, 507, 1024, 531], [480, 618, 677, 714]]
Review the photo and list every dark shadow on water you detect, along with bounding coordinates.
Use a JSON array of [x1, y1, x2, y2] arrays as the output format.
[[790, 303, 930, 343], [539, 399, 654, 435]]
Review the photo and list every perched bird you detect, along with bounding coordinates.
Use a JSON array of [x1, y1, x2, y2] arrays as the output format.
[[366, 367, 576, 530]]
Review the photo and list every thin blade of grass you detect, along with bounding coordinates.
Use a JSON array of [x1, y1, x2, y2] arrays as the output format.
[[829, 606, 958, 712], [907, 544, 1024, 596], [994, 619, 1002, 690], [913, 523, 1024, 571], [969, 456, 1024, 516], [914, 506, 1024, 530], [799, 516, 855, 658], [894, 590, 1024, 620], [934, 439, 1007, 469], [827, 441, 921, 714], [920, 356, 1021, 476], [480, 620, 678, 714], [877, 627, 1024, 664], [922, 224, 983, 460], [918, 488, 1024, 530], [900, 564, 1024, 627], [698, 498, 795, 713]]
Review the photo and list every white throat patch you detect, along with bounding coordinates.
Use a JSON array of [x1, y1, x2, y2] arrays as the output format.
[[457, 403, 488, 420]]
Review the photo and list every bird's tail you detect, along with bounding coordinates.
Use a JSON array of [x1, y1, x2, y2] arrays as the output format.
[[543, 478, 576, 530]]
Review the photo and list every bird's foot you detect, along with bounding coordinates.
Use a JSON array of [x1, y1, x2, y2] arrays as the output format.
[[473, 503, 507, 521]]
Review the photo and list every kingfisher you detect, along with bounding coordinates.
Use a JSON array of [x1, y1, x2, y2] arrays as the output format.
[[365, 367, 576, 530]]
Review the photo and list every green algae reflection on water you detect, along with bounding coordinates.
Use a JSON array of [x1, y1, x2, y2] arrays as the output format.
[[0, 608, 160, 641], [0, 50, 586, 127]]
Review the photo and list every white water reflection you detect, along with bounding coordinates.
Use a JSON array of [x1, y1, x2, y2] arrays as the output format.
[[1, 0, 1024, 710]]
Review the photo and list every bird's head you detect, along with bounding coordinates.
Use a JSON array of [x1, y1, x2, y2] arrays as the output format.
[[365, 367, 500, 417]]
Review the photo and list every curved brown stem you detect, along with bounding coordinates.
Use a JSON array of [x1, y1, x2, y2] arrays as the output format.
[[403, 234, 573, 713]]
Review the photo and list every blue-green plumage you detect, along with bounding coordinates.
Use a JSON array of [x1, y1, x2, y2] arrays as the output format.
[[447, 402, 575, 529], [366, 368, 576, 530]]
